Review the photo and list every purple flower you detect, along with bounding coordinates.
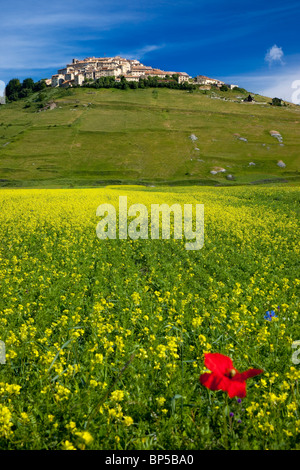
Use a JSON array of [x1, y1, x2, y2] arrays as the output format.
[[264, 310, 277, 321], [230, 412, 234, 417]]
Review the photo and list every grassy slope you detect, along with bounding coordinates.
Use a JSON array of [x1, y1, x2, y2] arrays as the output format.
[[0, 86, 299, 187]]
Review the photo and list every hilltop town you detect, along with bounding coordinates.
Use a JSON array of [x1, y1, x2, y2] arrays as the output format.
[[51, 55, 236, 89], [51, 56, 190, 87]]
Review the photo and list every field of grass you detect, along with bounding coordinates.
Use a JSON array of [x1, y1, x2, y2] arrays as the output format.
[[0, 87, 299, 187], [0, 185, 299, 450]]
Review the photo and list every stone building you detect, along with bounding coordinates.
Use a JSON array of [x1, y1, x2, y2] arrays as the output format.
[[52, 56, 192, 87], [51, 56, 193, 88]]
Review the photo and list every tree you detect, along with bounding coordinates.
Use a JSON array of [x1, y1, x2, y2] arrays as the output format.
[[33, 80, 47, 92], [130, 81, 138, 89], [22, 78, 35, 90], [120, 76, 129, 90], [6, 79, 21, 100], [8, 91, 19, 101], [220, 84, 229, 92], [272, 97, 282, 106], [18, 88, 32, 98]]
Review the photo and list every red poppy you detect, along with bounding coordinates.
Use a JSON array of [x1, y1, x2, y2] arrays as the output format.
[[199, 353, 263, 398]]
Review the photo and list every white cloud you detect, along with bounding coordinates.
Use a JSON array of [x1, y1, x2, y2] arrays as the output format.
[[0, 6, 147, 82], [0, 36, 74, 71], [265, 44, 284, 65], [118, 44, 165, 60], [221, 63, 300, 103], [5, 12, 141, 30], [262, 72, 300, 103]]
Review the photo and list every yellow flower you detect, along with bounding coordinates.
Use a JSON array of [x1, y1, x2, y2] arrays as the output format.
[[156, 397, 166, 407], [90, 379, 98, 387], [75, 431, 94, 445], [131, 292, 141, 305], [123, 416, 134, 426], [0, 405, 13, 438], [20, 412, 29, 423], [66, 421, 77, 432], [110, 390, 125, 402], [62, 440, 76, 450]]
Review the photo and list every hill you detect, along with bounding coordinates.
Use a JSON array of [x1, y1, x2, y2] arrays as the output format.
[[0, 86, 299, 187]]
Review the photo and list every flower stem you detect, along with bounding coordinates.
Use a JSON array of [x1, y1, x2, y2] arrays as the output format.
[[223, 395, 229, 449]]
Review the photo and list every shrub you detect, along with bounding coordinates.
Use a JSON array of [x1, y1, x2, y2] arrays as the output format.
[[220, 85, 229, 92], [272, 97, 282, 106]]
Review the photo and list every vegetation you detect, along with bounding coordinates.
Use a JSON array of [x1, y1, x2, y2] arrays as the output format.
[[5, 75, 195, 104], [272, 97, 283, 107], [0, 185, 299, 450], [220, 84, 229, 92], [231, 87, 248, 94], [0, 73, 299, 452], [81, 75, 196, 91], [0, 86, 299, 188], [5, 78, 48, 102]]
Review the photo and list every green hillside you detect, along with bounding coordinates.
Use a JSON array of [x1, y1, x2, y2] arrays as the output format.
[[0, 86, 299, 187]]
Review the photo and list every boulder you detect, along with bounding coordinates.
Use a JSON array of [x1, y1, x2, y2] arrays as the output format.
[[213, 167, 226, 173], [270, 130, 283, 143]]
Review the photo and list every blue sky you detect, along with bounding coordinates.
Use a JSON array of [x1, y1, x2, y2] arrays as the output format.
[[1, 0, 299, 101]]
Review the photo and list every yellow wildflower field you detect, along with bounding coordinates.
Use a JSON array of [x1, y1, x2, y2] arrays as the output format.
[[0, 185, 299, 449]]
